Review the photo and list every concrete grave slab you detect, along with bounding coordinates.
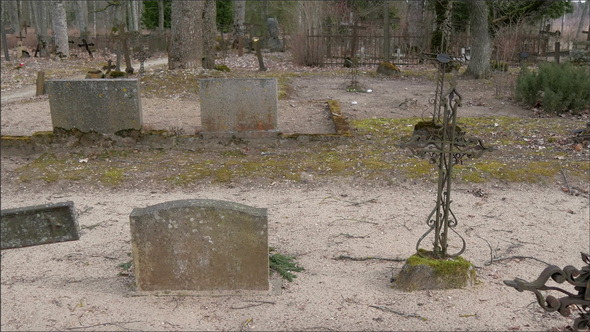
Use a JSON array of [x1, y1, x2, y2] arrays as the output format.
[[129, 199, 269, 293], [200, 78, 278, 137], [1, 201, 79, 249], [46, 79, 142, 134]]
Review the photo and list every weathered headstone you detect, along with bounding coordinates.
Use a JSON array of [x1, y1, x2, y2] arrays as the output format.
[[266, 18, 284, 52], [129, 199, 269, 292], [1, 201, 79, 250], [46, 79, 142, 134], [200, 78, 278, 137]]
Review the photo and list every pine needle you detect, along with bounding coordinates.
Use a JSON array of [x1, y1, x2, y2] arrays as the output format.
[[269, 253, 304, 282]]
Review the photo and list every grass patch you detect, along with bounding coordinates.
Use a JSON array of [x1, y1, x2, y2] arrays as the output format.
[[11, 117, 588, 187]]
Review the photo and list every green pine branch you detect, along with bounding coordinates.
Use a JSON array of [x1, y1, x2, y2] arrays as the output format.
[[269, 253, 304, 282]]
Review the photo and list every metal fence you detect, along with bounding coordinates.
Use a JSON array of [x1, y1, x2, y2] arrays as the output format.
[[67, 33, 168, 57], [304, 32, 472, 67]]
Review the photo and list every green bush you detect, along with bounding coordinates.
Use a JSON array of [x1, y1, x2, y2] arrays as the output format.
[[515, 62, 590, 114]]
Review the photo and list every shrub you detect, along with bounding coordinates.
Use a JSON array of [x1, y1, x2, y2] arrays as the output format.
[[515, 62, 590, 114], [291, 33, 325, 67], [491, 60, 508, 72]]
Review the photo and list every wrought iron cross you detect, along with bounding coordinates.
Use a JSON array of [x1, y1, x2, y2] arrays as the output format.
[[402, 54, 491, 259]]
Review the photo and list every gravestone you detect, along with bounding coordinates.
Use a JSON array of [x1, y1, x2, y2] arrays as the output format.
[[1, 201, 79, 249], [129, 199, 269, 292], [266, 18, 284, 52], [200, 78, 278, 137], [46, 79, 142, 134]]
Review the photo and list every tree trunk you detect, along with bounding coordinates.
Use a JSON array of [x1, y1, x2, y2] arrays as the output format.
[[51, 0, 69, 57], [406, 0, 426, 52], [6, 0, 21, 35], [464, 0, 491, 79], [576, 1, 589, 39], [168, 0, 204, 69], [158, 0, 165, 31], [431, 0, 452, 54], [126, 0, 140, 32], [233, 0, 246, 56], [202, 0, 217, 69], [77, 0, 89, 38], [31, 1, 49, 57]]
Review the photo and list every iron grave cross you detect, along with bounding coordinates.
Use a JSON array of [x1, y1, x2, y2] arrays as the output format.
[[402, 54, 491, 259]]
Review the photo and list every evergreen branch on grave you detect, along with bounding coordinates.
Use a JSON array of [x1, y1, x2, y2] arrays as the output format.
[[269, 252, 304, 282]]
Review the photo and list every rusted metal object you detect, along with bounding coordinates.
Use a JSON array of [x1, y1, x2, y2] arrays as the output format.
[[401, 54, 491, 259], [504, 252, 590, 331]]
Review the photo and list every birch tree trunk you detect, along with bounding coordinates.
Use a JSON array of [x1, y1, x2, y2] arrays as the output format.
[[77, 0, 89, 38], [464, 0, 491, 79], [51, 0, 69, 57], [202, 0, 217, 69], [233, 0, 246, 56], [168, 0, 203, 69]]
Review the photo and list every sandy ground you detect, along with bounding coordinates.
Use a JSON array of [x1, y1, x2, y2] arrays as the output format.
[[1, 64, 531, 137], [1, 183, 588, 331], [1, 58, 589, 331]]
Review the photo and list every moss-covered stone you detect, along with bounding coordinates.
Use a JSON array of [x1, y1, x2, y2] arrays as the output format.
[[376, 61, 401, 76], [393, 250, 477, 291]]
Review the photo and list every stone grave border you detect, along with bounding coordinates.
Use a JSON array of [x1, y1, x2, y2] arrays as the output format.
[[0, 100, 352, 155]]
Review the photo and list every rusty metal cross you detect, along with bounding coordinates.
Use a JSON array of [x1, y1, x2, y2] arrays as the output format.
[[402, 54, 491, 259]]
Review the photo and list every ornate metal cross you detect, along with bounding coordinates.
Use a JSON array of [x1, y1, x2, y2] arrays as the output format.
[[402, 54, 491, 259], [504, 252, 590, 330], [133, 34, 151, 75]]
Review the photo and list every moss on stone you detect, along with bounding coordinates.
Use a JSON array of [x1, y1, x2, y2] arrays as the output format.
[[394, 250, 477, 291]]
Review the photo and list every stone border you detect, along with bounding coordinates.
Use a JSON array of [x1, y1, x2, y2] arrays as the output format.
[[0, 99, 353, 155]]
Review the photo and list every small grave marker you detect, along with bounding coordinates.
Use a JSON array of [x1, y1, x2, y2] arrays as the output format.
[[77, 38, 94, 58], [129, 199, 269, 293], [1, 201, 79, 249], [15, 30, 26, 58]]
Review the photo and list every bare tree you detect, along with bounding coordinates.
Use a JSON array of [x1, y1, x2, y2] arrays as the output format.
[[77, 0, 90, 38], [464, 0, 491, 79], [158, 0, 165, 31], [5, 0, 21, 34], [233, 0, 246, 56], [51, 0, 69, 57], [202, 0, 217, 69], [31, 1, 49, 57], [168, 0, 204, 69], [406, 0, 427, 53], [576, 0, 589, 40], [126, 0, 140, 32]]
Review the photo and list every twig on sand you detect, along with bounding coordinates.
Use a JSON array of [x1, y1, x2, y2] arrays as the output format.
[[560, 168, 572, 194], [230, 300, 276, 310], [329, 218, 378, 226], [65, 321, 143, 330], [368, 305, 427, 320], [346, 195, 382, 206], [485, 255, 551, 266], [333, 255, 406, 262], [475, 233, 494, 264]]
